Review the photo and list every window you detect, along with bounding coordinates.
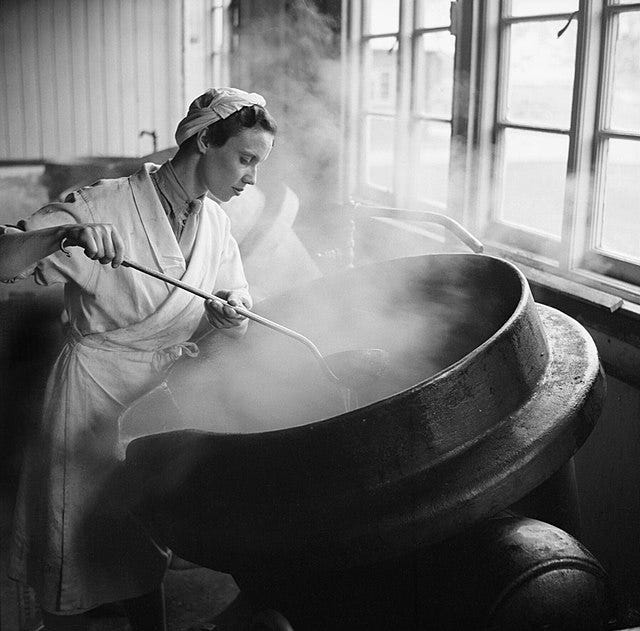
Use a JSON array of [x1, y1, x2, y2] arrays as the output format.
[[583, 1, 640, 288], [209, 0, 232, 86], [481, 0, 640, 301], [343, 0, 640, 304], [491, 2, 579, 248], [344, 0, 456, 209]]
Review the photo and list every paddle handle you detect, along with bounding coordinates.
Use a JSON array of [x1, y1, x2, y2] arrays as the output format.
[[120, 258, 339, 382]]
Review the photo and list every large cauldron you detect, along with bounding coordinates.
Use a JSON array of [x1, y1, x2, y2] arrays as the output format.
[[121, 254, 604, 578]]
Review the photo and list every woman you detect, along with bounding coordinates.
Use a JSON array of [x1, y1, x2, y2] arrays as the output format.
[[0, 87, 276, 630]]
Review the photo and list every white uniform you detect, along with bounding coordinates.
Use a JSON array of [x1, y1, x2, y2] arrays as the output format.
[[5, 163, 248, 614]]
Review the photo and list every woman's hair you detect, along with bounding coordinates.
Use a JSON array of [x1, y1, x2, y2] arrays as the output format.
[[206, 105, 277, 147]]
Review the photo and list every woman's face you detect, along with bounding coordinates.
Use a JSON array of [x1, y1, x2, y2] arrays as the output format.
[[197, 126, 274, 202]]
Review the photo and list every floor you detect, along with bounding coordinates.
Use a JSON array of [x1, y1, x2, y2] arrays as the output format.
[[1, 482, 253, 631]]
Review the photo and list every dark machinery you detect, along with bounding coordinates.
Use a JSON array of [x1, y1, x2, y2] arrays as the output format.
[[120, 253, 611, 629]]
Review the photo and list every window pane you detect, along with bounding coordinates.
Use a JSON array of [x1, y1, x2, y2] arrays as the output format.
[[365, 116, 395, 191], [364, 0, 399, 34], [212, 6, 225, 52], [597, 139, 640, 261], [414, 120, 451, 204], [504, 21, 576, 129], [609, 11, 640, 133], [507, 0, 578, 17], [417, 0, 451, 29], [415, 32, 455, 119], [363, 37, 397, 112], [498, 129, 568, 238]]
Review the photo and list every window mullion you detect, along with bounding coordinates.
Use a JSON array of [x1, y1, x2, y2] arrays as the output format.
[[393, 0, 414, 207], [589, 0, 618, 259], [448, 0, 478, 224], [487, 1, 511, 237], [342, 0, 363, 202], [590, 0, 613, 260], [408, 4, 420, 208], [560, 0, 603, 271], [358, 3, 369, 199], [466, 0, 500, 239]]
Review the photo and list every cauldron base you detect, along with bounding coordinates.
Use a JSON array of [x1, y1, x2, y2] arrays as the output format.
[[233, 513, 612, 631]]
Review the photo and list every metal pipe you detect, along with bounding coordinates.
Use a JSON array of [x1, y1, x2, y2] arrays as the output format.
[[350, 202, 484, 253]]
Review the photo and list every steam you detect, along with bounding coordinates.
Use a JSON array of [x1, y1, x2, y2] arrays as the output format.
[[124, 2, 566, 438], [119, 253, 521, 440], [232, 0, 343, 246], [129, 3, 510, 436]]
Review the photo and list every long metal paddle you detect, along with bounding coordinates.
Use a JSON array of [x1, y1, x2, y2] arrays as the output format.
[[60, 238, 388, 392], [119, 258, 344, 383]]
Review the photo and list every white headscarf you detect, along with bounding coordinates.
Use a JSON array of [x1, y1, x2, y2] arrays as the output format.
[[174, 87, 267, 147]]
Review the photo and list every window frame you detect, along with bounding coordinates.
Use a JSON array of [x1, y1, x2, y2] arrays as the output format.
[[487, 5, 580, 262], [344, 0, 458, 211], [209, 0, 232, 87], [343, 0, 640, 306], [475, 0, 640, 304], [581, 1, 640, 289]]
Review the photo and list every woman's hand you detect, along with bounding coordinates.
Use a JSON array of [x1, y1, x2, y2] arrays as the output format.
[[59, 223, 125, 267], [0, 222, 125, 281], [205, 290, 253, 331]]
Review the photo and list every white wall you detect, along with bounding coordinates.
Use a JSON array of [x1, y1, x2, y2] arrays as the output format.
[[0, 0, 187, 160]]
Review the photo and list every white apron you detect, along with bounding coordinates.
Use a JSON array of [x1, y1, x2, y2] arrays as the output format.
[[8, 165, 248, 614]]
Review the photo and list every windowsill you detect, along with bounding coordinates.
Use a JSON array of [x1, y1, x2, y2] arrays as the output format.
[[510, 261, 625, 312], [482, 243, 640, 318]]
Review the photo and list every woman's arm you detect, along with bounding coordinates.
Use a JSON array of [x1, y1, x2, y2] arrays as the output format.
[[0, 222, 126, 282]]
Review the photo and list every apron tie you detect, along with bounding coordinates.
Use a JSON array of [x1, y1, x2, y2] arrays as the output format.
[[66, 325, 199, 374], [152, 341, 199, 373]]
